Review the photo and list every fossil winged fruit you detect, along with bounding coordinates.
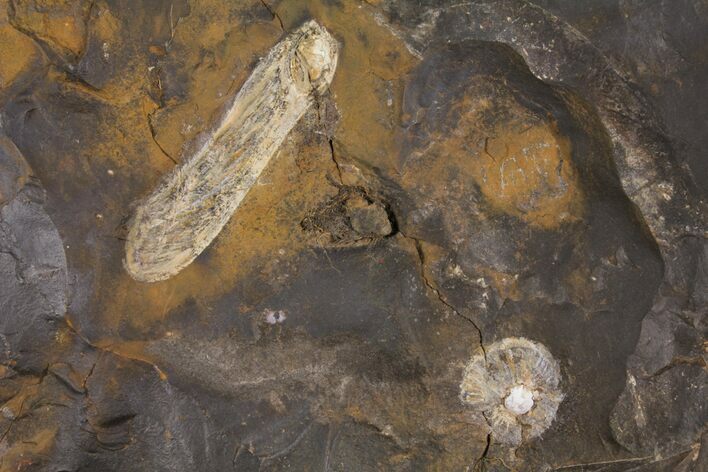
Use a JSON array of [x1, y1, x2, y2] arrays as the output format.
[[124, 21, 339, 282]]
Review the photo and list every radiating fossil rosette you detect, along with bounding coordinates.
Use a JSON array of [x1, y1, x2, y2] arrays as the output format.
[[460, 337, 564, 446]]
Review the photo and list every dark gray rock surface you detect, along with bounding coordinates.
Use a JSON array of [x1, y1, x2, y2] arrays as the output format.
[[0, 1, 705, 470]]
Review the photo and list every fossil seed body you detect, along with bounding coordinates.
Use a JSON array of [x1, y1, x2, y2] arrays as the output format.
[[124, 21, 339, 282], [460, 337, 564, 446]]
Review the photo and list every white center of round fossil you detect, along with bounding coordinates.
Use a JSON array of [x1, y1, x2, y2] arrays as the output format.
[[504, 385, 535, 415]]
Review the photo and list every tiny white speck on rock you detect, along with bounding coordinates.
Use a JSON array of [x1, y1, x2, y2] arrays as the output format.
[[265, 310, 287, 325], [504, 385, 535, 415]]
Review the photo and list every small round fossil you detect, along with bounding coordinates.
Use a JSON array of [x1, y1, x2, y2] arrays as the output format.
[[460, 337, 564, 446]]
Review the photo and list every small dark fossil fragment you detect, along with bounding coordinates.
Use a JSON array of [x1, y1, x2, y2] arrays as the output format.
[[301, 185, 393, 246]]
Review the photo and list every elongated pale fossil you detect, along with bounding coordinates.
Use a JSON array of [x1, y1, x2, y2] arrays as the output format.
[[124, 21, 339, 282]]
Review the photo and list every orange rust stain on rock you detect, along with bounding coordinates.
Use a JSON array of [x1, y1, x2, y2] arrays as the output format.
[[271, 0, 418, 170], [11, 0, 91, 57], [564, 265, 595, 308], [479, 266, 523, 302], [404, 83, 584, 230], [91, 339, 169, 382], [0, 24, 42, 89], [0, 427, 58, 472], [149, 8, 282, 157], [444, 88, 584, 229], [2, 382, 40, 418], [470, 123, 582, 229]]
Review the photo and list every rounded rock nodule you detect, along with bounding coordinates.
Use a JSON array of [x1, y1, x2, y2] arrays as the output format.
[[460, 337, 564, 446]]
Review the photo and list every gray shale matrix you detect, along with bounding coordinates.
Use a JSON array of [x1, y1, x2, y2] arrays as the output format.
[[0, 1, 705, 470]]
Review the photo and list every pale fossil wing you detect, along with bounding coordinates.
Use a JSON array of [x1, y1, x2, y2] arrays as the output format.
[[124, 21, 339, 282]]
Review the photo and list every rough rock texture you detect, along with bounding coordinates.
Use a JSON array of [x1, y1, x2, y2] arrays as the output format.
[[0, 0, 705, 471]]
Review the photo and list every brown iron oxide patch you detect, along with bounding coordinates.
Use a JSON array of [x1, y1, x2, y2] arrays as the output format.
[[0, 20, 42, 90], [10, 0, 92, 58], [442, 91, 583, 229], [473, 123, 580, 228], [403, 83, 584, 231], [0, 427, 58, 470]]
